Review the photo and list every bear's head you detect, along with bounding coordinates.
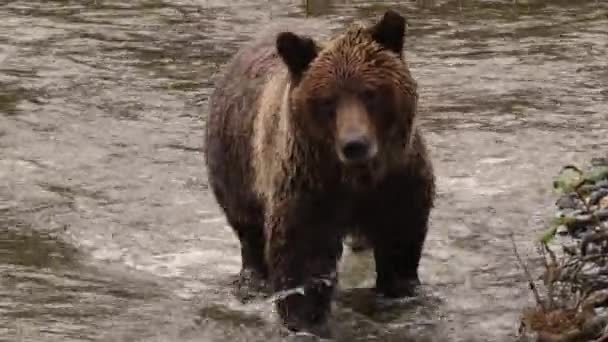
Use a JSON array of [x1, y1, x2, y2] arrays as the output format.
[[276, 10, 418, 184]]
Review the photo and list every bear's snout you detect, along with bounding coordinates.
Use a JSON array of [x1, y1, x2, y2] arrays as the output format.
[[338, 133, 377, 164], [335, 97, 378, 165]]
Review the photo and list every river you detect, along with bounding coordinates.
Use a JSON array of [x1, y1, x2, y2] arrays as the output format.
[[1, 0, 607, 341]]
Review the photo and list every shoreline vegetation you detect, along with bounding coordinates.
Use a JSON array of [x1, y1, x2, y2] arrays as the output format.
[[517, 157, 608, 342]]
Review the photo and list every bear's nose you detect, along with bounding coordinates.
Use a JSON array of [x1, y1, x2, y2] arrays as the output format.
[[339, 135, 376, 163]]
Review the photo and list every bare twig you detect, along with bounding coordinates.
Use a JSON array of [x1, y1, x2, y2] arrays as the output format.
[[532, 313, 608, 342], [562, 165, 585, 176], [511, 233, 545, 310], [543, 243, 560, 310]]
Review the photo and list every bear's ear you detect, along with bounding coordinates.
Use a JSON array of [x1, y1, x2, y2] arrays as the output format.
[[276, 32, 319, 81], [368, 10, 406, 55]]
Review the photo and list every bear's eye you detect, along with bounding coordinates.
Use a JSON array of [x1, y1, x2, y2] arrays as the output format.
[[362, 89, 384, 109], [311, 97, 336, 117]]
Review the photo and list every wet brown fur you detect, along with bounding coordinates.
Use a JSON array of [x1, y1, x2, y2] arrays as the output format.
[[205, 11, 435, 336]]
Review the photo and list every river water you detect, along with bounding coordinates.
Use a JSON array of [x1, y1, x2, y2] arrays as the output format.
[[1, 0, 606, 341]]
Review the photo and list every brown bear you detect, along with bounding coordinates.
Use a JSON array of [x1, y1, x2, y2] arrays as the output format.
[[204, 10, 435, 337]]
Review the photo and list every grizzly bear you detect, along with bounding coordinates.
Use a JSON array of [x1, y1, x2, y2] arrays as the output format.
[[204, 10, 435, 336]]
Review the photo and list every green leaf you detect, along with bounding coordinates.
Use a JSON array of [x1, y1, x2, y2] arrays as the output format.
[[586, 166, 608, 182], [553, 167, 583, 193], [539, 226, 558, 244]]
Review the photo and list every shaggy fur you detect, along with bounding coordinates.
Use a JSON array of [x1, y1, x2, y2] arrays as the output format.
[[205, 10, 435, 336]]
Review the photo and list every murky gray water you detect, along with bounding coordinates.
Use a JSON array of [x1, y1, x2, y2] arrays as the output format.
[[1, 0, 607, 341]]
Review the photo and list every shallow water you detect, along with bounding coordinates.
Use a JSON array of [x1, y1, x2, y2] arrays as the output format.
[[1, 0, 607, 341]]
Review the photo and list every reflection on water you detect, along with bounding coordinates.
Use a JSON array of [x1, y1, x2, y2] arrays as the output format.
[[0, 216, 174, 342], [304, 0, 332, 16], [1, 0, 607, 341], [0, 220, 77, 269]]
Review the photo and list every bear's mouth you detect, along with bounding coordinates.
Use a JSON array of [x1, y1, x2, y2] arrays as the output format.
[[340, 158, 385, 189]]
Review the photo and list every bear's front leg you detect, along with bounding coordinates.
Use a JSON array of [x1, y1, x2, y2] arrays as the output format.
[[372, 220, 427, 298], [366, 176, 433, 298], [265, 196, 343, 337], [231, 221, 269, 301]]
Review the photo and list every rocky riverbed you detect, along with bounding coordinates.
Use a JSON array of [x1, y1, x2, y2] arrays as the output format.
[[518, 156, 608, 342]]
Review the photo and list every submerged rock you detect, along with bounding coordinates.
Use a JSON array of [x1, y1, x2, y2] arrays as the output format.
[[556, 225, 568, 236], [589, 189, 608, 206], [601, 197, 608, 210], [555, 193, 584, 210]]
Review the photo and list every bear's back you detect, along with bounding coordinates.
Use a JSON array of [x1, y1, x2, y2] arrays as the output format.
[[205, 19, 326, 221]]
